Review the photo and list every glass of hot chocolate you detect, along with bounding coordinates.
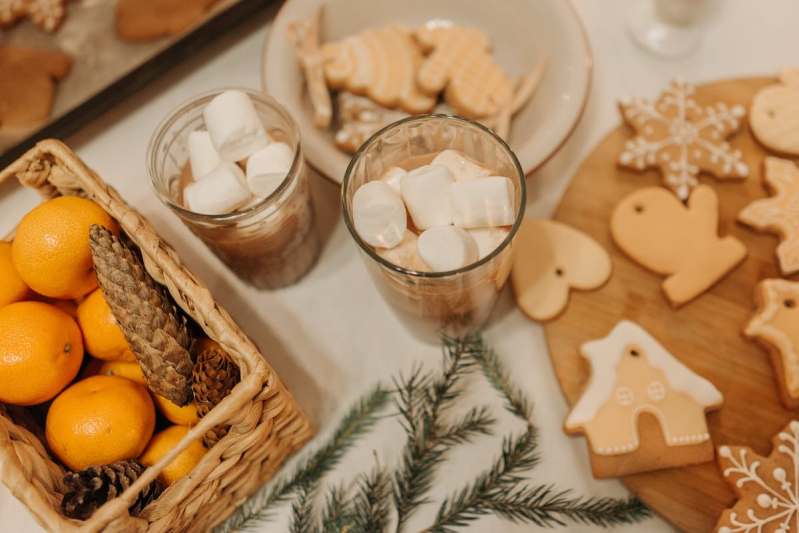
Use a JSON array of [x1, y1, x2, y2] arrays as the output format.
[[342, 114, 526, 342]]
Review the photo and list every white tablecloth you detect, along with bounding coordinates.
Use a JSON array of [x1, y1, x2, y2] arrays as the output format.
[[2, 1, 796, 531]]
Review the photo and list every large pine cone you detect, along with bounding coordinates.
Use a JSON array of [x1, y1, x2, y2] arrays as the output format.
[[61, 460, 163, 520], [89, 224, 194, 405], [192, 339, 240, 447]]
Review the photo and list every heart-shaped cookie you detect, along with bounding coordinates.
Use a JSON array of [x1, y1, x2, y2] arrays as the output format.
[[511, 218, 612, 322]]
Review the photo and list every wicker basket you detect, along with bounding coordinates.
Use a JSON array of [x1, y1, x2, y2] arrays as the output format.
[[0, 140, 314, 532]]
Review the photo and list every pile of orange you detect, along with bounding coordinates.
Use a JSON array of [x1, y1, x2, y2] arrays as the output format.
[[0, 197, 205, 486]]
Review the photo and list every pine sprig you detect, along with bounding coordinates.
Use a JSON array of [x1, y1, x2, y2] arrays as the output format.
[[438, 406, 495, 447], [319, 485, 354, 533], [289, 484, 315, 533], [351, 466, 392, 533], [471, 336, 533, 422]]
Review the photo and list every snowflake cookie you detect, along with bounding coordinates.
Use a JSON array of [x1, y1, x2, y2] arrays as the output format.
[[0, 0, 67, 32], [618, 80, 749, 200], [717, 420, 799, 533]]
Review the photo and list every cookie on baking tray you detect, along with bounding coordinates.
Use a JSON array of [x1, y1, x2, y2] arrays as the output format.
[[511, 218, 611, 322], [750, 69, 799, 156], [739, 157, 799, 275], [564, 321, 723, 479], [716, 420, 799, 533], [116, 0, 219, 42], [745, 278, 799, 409], [618, 80, 749, 200], [611, 185, 747, 307], [0, 0, 67, 32]]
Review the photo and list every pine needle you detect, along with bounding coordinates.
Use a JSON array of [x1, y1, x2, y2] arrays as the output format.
[[289, 484, 316, 533], [319, 485, 354, 533], [351, 465, 392, 533], [470, 336, 533, 422]]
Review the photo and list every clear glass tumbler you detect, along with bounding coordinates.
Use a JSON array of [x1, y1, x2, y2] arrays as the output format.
[[342, 115, 526, 342], [628, 0, 712, 58], [148, 89, 320, 289]]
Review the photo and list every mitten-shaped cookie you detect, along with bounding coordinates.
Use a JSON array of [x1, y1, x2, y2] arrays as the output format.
[[611, 185, 746, 306], [750, 69, 799, 155]]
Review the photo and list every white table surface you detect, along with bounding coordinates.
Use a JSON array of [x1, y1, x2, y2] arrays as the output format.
[[2, 1, 797, 531]]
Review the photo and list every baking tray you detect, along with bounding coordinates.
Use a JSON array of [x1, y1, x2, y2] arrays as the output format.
[[0, 0, 278, 167]]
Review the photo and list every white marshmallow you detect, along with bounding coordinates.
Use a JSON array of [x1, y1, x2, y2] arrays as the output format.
[[376, 230, 429, 272], [353, 181, 407, 248], [400, 164, 454, 230], [203, 90, 270, 162], [417, 226, 479, 272], [188, 130, 221, 179], [450, 176, 515, 229], [246, 142, 294, 198], [183, 162, 251, 215], [381, 166, 407, 195], [468, 227, 510, 259], [432, 149, 491, 181]]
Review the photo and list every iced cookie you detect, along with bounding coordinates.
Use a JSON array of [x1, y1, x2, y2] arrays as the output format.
[[334, 92, 409, 154], [116, 0, 219, 42], [750, 69, 799, 155], [511, 218, 612, 322], [565, 320, 723, 479], [321, 25, 436, 114], [415, 25, 513, 119], [287, 8, 332, 128], [611, 185, 747, 306], [739, 157, 799, 275], [618, 80, 749, 200], [0, 46, 72, 129], [745, 279, 799, 409], [0, 0, 67, 32], [716, 420, 799, 533]]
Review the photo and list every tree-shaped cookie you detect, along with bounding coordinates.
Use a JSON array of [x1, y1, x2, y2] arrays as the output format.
[[618, 80, 749, 200], [611, 185, 747, 306], [716, 420, 799, 532], [750, 69, 799, 155], [565, 321, 723, 479], [745, 279, 799, 409], [739, 158, 799, 275]]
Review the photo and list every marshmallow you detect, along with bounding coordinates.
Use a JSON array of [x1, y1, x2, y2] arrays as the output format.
[[353, 181, 407, 248], [246, 142, 295, 198], [400, 164, 454, 230], [381, 166, 407, 195], [468, 227, 510, 259], [376, 230, 429, 272], [417, 226, 479, 272], [183, 162, 251, 215], [450, 176, 515, 228], [432, 149, 491, 181], [203, 90, 270, 162], [188, 130, 221, 179]]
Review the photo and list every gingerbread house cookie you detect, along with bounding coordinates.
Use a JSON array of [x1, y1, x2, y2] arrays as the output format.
[[565, 320, 723, 479]]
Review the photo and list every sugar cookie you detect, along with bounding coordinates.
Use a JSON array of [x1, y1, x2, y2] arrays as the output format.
[[618, 80, 749, 200], [716, 420, 799, 533], [334, 92, 408, 154], [287, 8, 332, 128], [611, 185, 747, 306], [739, 157, 799, 275], [511, 218, 611, 322], [745, 278, 799, 409], [565, 320, 723, 479], [116, 0, 219, 42], [750, 69, 799, 155]]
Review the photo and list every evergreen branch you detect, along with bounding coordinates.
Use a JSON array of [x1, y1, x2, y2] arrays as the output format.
[[438, 406, 495, 447], [216, 385, 391, 533], [471, 336, 533, 422], [319, 485, 355, 533], [351, 466, 392, 533], [289, 484, 316, 533]]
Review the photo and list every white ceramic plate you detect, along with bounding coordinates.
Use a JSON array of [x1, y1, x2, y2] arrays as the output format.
[[262, 0, 592, 183]]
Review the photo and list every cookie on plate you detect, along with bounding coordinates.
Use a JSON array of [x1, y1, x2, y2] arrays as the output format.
[[750, 69, 799, 155]]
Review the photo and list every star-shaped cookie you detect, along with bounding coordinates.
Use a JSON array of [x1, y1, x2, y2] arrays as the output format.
[[618, 80, 749, 200], [739, 157, 799, 275], [0, 0, 67, 32]]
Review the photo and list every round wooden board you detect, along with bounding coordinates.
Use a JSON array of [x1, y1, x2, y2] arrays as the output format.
[[543, 77, 795, 532]]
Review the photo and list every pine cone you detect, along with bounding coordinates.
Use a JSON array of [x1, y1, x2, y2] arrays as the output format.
[[61, 460, 163, 520], [192, 339, 241, 447], [89, 224, 194, 405]]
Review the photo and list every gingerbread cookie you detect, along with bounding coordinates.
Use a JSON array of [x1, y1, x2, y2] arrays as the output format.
[[618, 80, 749, 200], [0, 0, 66, 32], [750, 69, 799, 155], [565, 320, 723, 479], [511, 218, 612, 322], [334, 92, 409, 154], [116, 0, 219, 42], [415, 25, 513, 119], [716, 420, 799, 532], [320, 25, 436, 114], [287, 8, 332, 128], [611, 185, 747, 306], [0, 47, 72, 129], [745, 279, 799, 409], [739, 157, 799, 275]]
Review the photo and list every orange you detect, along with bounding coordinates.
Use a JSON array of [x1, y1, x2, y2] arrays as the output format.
[[46, 375, 155, 471], [0, 241, 29, 308], [140, 425, 206, 486], [12, 196, 119, 299], [77, 289, 135, 362], [0, 301, 83, 405], [96, 360, 146, 386], [153, 395, 199, 426]]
